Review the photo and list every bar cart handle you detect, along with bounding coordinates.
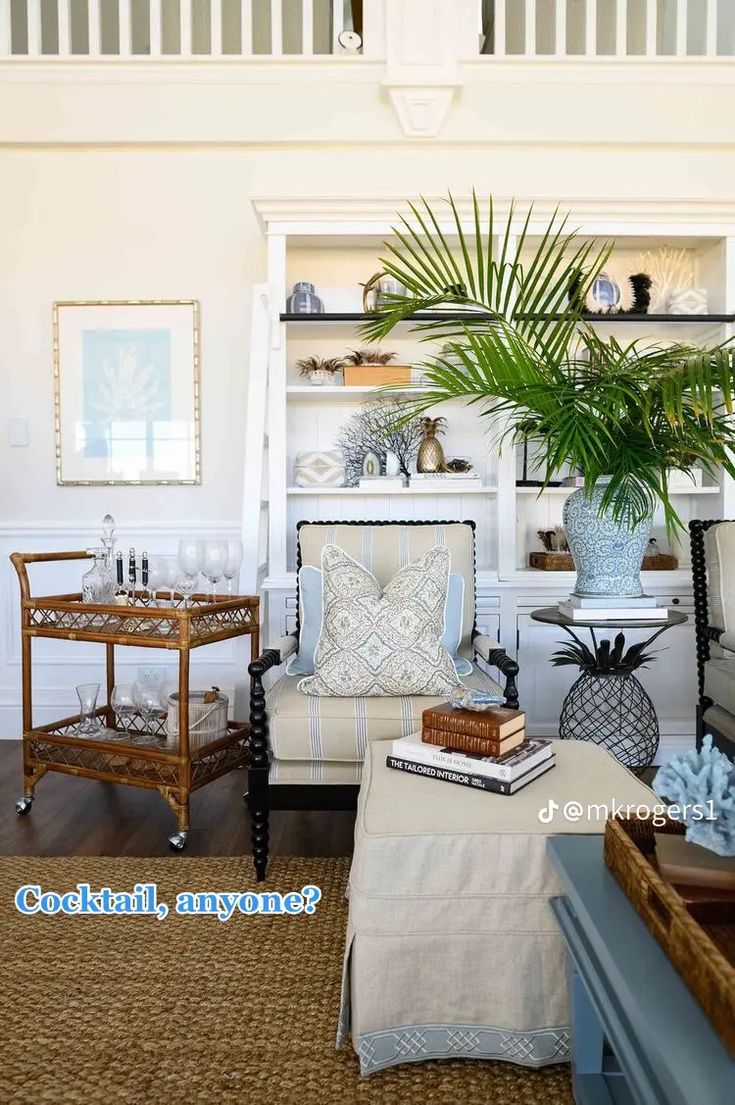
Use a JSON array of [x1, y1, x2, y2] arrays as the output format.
[[10, 550, 94, 602]]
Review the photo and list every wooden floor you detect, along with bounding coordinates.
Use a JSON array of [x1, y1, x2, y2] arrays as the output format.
[[0, 741, 356, 858]]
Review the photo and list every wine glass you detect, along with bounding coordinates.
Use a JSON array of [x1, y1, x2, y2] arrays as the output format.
[[177, 539, 203, 607], [175, 571, 198, 608], [148, 557, 169, 605], [111, 684, 136, 741], [132, 679, 167, 745], [202, 540, 227, 602], [223, 539, 243, 597], [163, 557, 178, 603]]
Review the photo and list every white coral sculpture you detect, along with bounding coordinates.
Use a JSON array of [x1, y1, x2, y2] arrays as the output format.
[[90, 347, 165, 420], [653, 736, 735, 857], [634, 247, 694, 314]]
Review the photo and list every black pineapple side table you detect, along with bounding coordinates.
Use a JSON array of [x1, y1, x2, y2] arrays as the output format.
[[530, 607, 688, 771]]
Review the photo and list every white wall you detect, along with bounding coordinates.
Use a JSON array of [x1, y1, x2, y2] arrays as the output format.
[[1, 57, 735, 735]]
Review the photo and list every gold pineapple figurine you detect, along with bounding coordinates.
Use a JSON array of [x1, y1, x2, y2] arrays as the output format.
[[417, 417, 448, 473]]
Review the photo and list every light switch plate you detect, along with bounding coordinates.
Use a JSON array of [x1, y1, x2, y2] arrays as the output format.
[[7, 418, 29, 447]]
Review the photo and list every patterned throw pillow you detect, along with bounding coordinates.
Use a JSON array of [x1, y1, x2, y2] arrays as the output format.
[[298, 544, 462, 698]]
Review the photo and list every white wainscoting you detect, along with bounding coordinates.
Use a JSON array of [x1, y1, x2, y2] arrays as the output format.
[[0, 519, 249, 738]]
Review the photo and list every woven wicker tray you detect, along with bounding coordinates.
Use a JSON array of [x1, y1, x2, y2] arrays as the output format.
[[604, 816, 735, 1055], [529, 552, 679, 571]]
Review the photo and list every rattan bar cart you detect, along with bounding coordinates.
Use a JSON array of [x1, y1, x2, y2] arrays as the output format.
[[10, 550, 259, 851]]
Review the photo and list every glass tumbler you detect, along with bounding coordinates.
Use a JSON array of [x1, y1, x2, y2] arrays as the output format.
[[76, 683, 103, 736]]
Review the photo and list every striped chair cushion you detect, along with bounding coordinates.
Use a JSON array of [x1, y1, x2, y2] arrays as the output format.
[[266, 664, 503, 765]]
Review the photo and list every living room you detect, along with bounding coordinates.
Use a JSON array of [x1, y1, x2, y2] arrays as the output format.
[[1, 2, 733, 1103]]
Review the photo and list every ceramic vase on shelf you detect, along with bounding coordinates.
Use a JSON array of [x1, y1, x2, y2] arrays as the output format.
[[587, 272, 621, 312], [562, 478, 653, 598], [286, 282, 324, 314]]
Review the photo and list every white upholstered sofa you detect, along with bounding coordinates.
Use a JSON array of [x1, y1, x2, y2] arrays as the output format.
[[247, 521, 519, 880]]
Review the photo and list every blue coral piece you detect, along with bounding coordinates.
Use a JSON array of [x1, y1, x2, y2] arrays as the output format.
[[653, 737, 735, 857]]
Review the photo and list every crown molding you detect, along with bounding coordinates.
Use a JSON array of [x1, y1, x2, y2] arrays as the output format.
[[252, 195, 735, 237]]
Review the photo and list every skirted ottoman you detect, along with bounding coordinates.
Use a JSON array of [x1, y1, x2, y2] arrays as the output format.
[[337, 738, 655, 1075]]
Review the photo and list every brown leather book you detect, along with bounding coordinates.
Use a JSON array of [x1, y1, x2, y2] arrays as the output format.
[[422, 702, 525, 741], [421, 724, 525, 758]]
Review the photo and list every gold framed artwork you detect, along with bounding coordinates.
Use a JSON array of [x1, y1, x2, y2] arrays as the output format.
[[53, 299, 201, 486]]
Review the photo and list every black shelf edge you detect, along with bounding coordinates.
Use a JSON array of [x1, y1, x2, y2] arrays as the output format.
[[279, 312, 490, 322], [280, 311, 734, 324]]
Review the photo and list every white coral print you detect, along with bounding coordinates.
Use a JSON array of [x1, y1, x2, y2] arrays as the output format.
[[90, 347, 165, 419]]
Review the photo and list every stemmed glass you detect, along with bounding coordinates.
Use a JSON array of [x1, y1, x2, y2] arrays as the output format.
[[148, 557, 169, 605], [111, 684, 136, 741], [223, 539, 243, 597], [132, 679, 167, 745], [202, 540, 228, 602], [177, 539, 203, 608]]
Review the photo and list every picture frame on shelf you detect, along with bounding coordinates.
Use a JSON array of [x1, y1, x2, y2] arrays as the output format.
[[53, 299, 200, 486]]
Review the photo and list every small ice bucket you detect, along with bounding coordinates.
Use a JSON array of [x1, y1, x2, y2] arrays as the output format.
[[165, 689, 228, 751]]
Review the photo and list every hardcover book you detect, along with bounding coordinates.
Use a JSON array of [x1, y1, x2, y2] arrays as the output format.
[[421, 724, 524, 758], [393, 733, 553, 783], [422, 703, 525, 742], [386, 755, 555, 795]]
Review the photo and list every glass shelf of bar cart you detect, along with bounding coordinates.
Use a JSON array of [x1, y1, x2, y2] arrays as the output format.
[[9, 549, 259, 852]]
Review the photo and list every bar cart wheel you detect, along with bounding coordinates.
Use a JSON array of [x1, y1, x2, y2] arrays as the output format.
[[168, 830, 188, 852], [15, 797, 34, 815]]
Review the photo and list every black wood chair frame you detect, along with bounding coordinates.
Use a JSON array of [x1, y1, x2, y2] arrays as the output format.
[[689, 518, 734, 754], [247, 519, 520, 881]]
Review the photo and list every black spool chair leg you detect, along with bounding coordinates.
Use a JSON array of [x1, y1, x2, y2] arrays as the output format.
[[248, 648, 280, 882]]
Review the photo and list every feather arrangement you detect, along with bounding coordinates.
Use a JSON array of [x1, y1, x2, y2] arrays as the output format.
[[343, 348, 396, 366], [653, 736, 735, 857]]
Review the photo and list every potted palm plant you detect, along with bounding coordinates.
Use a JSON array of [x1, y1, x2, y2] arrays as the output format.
[[362, 193, 735, 598]]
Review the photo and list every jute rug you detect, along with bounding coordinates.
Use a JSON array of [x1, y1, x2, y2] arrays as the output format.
[[0, 856, 573, 1105]]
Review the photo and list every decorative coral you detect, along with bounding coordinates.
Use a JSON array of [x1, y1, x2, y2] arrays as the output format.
[[335, 401, 423, 485], [653, 736, 735, 857]]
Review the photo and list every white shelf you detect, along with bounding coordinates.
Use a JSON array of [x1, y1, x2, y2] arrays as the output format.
[[287, 385, 431, 401], [287, 485, 496, 496]]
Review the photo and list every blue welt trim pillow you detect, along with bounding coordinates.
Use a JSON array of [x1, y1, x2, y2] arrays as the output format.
[[286, 565, 472, 677]]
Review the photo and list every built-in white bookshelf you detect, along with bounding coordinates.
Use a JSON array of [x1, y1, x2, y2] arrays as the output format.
[[245, 198, 735, 749]]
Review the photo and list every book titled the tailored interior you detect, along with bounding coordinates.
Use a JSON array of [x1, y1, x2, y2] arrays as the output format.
[[386, 753, 555, 796]]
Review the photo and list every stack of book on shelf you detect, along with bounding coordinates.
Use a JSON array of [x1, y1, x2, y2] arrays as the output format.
[[557, 594, 667, 621], [358, 475, 408, 490], [386, 703, 555, 795], [408, 472, 482, 491]]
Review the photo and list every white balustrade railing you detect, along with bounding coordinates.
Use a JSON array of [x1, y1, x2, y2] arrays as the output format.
[[3, 0, 733, 60], [0, 0, 354, 59], [483, 0, 734, 58]]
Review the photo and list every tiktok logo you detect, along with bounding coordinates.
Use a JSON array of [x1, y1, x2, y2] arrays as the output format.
[[537, 799, 559, 824]]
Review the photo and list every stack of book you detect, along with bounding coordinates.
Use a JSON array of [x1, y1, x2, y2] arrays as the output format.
[[557, 594, 667, 621], [408, 472, 482, 491], [358, 475, 408, 490], [386, 703, 555, 795]]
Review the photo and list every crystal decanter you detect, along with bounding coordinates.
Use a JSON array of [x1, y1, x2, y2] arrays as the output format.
[[82, 548, 116, 604]]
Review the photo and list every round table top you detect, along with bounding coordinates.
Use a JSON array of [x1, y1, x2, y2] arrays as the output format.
[[530, 606, 688, 630]]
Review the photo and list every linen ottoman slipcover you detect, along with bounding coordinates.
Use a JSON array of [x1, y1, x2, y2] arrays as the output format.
[[338, 738, 655, 1075]]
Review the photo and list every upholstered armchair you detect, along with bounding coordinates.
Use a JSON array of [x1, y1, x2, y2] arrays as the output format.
[[247, 520, 520, 881], [690, 519, 735, 755]]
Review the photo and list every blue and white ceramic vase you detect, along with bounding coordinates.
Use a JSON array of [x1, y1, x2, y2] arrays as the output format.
[[562, 478, 653, 598], [286, 282, 324, 315]]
